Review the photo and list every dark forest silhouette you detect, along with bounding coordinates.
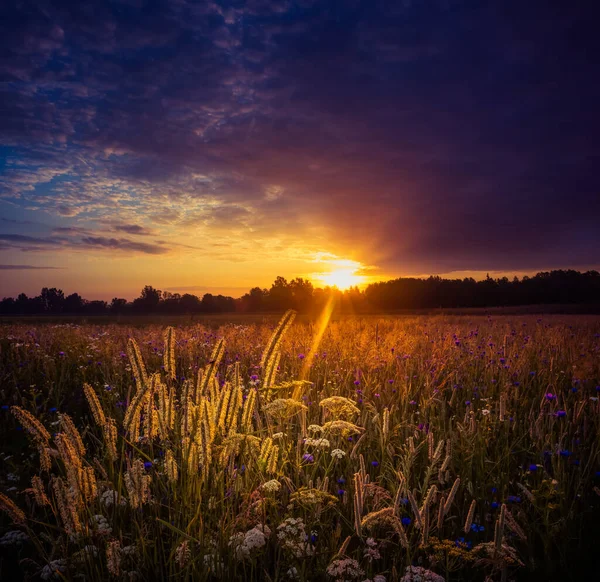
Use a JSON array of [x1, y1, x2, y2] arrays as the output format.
[[1, 270, 599, 316]]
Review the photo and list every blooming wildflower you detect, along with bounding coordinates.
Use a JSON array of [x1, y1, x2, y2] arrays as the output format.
[[0, 530, 29, 546], [262, 479, 281, 493], [559, 450, 572, 457], [555, 410, 566, 418], [400, 566, 445, 582], [371, 461, 379, 467], [229, 524, 271, 560], [40, 559, 67, 580], [491, 502, 499, 509], [298, 354, 305, 359], [338, 489, 345, 495], [529, 464, 538, 472], [331, 449, 346, 459], [545, 393, 556, 401], [144, 461, 153, 470], [302, 453, 314, 463], [326, 557, 364, 580], [401, 516, 411, 526]]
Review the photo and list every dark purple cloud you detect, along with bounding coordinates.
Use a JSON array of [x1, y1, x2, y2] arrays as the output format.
[[0, 0, 599, 275]]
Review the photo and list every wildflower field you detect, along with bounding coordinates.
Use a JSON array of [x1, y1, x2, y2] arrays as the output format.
[[1, 312, 599, 581]]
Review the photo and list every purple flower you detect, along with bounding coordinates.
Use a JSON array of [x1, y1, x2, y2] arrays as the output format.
[[298, 354, 305, 360], [371, 461, 379, 467], [401, 517, 411, 526], [545, 393, 556, 401], [337, 489, 345, 496], [302, 454, 314, 463], [58, 351, 65, 357], [529, 464, 538, 472], [555, 410, 566, 418], [354, 380, 360, 385], [144, 461, 153, 470], [491, 502, 499, 509]]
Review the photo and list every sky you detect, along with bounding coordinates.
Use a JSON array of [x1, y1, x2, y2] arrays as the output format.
[[0, 0, 599, 300]]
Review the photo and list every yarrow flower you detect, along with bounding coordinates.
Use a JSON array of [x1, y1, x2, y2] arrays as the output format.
[[331, 449, 346, 459], [326, 557, 364, 581], [262, 479, 282, 493], [229, 525, 271, 560], [277, 518, 315, 558], [400, 566, 445, 582], [304, 437, 331, 449]]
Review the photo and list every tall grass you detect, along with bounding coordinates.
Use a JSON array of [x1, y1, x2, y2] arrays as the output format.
[[1, 314, 599, 581]]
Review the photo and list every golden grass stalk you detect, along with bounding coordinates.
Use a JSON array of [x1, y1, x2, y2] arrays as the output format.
[[0, 492, 26, 524], [504, 507, 527, 540], [437, 494, 445, 531], [127, 337, 148, 392], [103, 418, 118, 461], [59, 414, 85, 457], [197, 338, 225, 397], [124, 459, 151, 509], [106, 540, 121, 577], [241, 389, 256, 432], [444, 477, 460, 515], [165, 449, 178, 483], [83, 383, 106, 427], [52, 477, 81, 534], [30, 475, 50, 506], [464, 499, 477, 533], [163, 326, 176, 380], [11, 406, 51, 443], [261, 309, 296, 369], [407, 490, 422, 528]]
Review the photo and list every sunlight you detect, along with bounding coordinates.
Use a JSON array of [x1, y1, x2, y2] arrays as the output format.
[[318, 268, 364, 290]]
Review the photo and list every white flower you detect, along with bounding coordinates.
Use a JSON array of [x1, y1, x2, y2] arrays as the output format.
[[326, 558, 364, 580], [272, 432, 286, 440], [229, 524, 271, 560], [305, 437, 331, 449], [90, 514, 112, 535], [262, 479, 282, 493], [363, 537, 381, 561], [481, 409, 491, 416], [307, 424, 324, 434], [374, 576, 387, 582], [400, 566, 445, 582], [277, 517, 315, 558], [0, 530, 29, 546], [100, 489, 127, 507], [331, 449, 346, 459], [40, 559, 67, 580]]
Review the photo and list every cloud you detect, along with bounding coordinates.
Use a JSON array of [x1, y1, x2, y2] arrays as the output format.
[[0, 264, 63, 270], [0, 232, 168, 255], [0, 0, 598, 275]]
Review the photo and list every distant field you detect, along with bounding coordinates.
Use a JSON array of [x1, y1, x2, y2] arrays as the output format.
[[1, 314, 599, 580]]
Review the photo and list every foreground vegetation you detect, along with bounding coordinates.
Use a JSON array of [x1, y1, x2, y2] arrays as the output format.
[[1, 313, 599, 581]]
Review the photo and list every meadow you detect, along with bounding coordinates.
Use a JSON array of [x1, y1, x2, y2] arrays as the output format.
[[1, 313, 599, 581]]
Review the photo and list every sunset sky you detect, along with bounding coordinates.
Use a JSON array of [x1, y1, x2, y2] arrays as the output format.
[[1, 1, 598, 300]]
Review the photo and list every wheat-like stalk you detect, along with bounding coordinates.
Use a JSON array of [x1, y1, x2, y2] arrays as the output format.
[[163, 326, 176, 380], [464, 499, 477, 533], [0, 492, 26, 524]]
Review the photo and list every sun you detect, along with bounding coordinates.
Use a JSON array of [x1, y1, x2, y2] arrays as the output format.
[[319, 268, 364, 290]]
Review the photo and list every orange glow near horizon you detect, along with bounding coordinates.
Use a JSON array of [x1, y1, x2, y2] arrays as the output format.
[[311, 255, 369, 290]]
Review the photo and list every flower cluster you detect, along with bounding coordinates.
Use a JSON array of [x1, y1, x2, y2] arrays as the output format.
[[229, 524, 271, 560]]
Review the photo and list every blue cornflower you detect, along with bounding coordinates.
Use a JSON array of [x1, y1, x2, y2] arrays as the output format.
[[338, 489, 345, 496], [49, 407, 57, 413], [529, 464, 538, 472], [337, 477, 346, 484], [559, 450, 572, 457], [555, 410, 566, 418], [491, 502, 499, 509], [302, 454, 314, 463], [401, 517, 411, 526], [371, 461, 379, 467], [1, 405, 10, 411], [144, 461, 153, 470]]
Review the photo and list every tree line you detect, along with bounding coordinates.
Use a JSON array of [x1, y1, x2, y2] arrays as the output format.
[[1, 270, 599, 316]]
